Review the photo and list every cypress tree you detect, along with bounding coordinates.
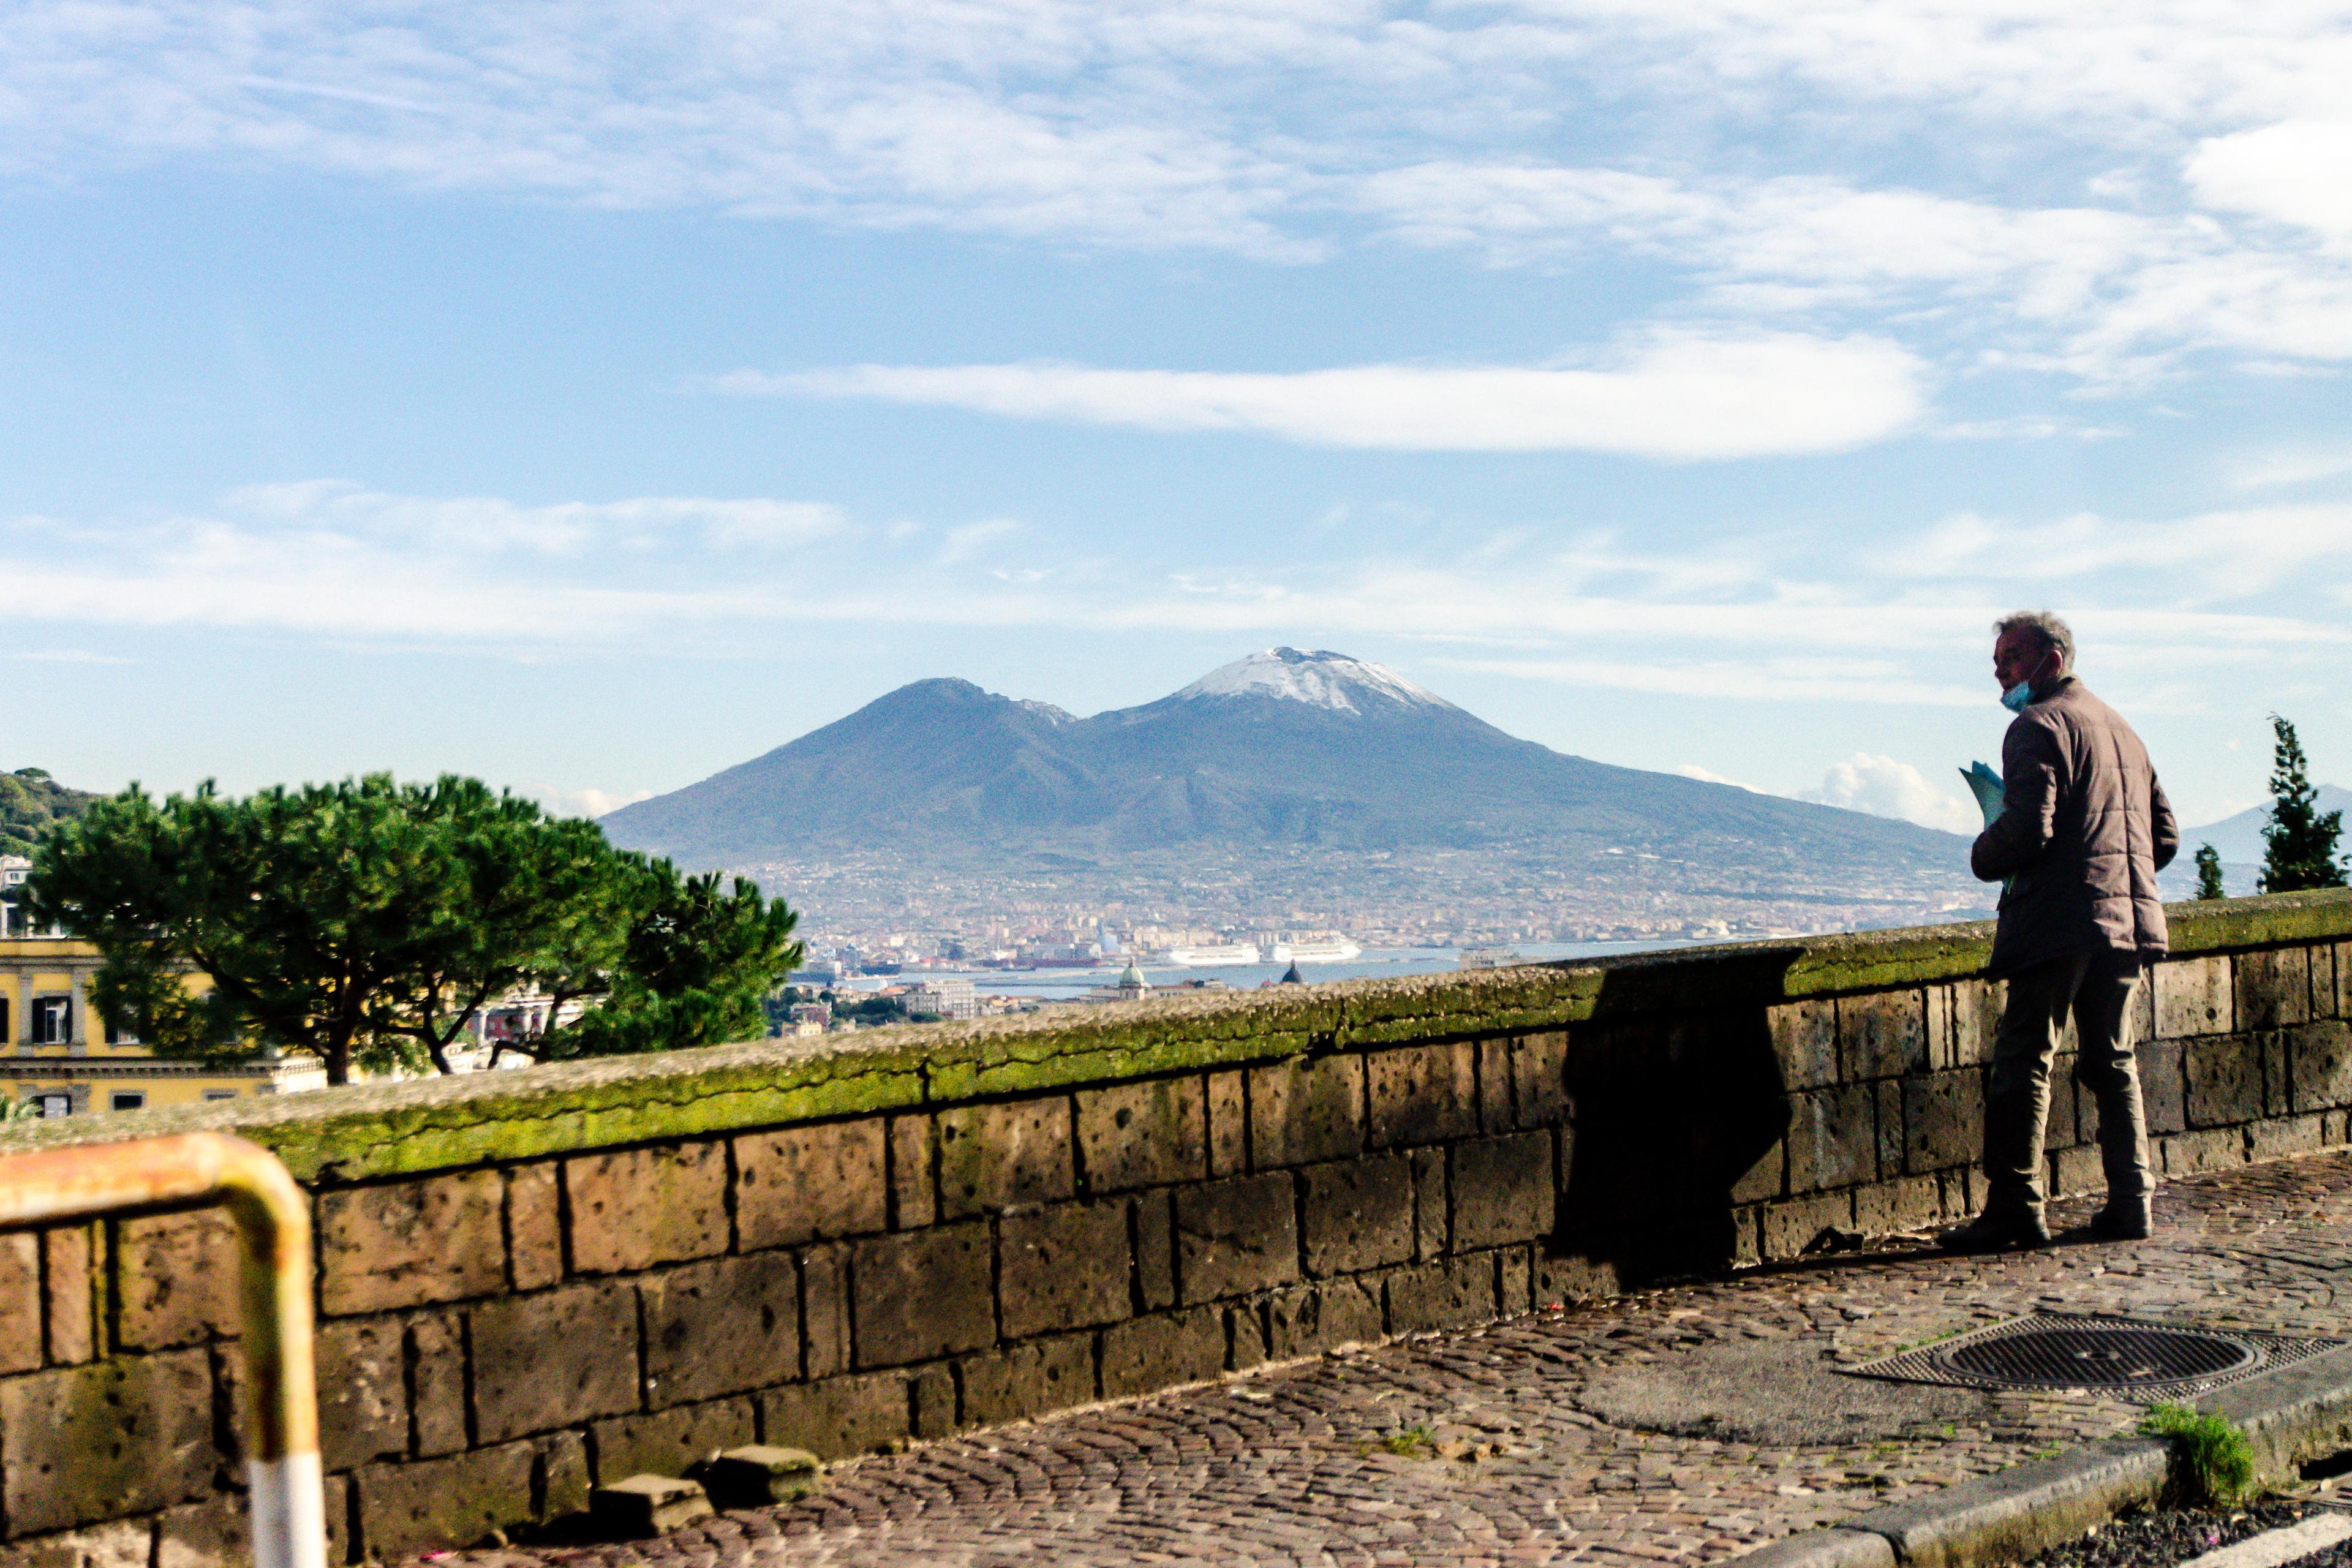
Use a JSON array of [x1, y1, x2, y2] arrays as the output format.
[[2260, 715, 2346, 893], [2194, 844, 2226, 900]]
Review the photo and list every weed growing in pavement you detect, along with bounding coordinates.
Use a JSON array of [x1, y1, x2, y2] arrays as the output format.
[[1360, 1423, 1436, 1460], [2139, 1404, 2256, 1506]]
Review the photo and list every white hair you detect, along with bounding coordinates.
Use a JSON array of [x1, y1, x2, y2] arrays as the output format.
[[1994, 610, 2074, 674]]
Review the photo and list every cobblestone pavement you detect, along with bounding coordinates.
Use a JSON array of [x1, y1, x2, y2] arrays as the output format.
[[458, 1153, 2352, 1568]]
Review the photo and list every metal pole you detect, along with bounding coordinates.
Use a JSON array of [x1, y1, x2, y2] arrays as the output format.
[[0, 1133, 323, 1568]]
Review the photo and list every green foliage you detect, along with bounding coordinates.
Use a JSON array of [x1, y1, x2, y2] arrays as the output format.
[[2195, 843, 2228, 900], [0, 767, 96, 860], [2261, 715, 2347, 894], [27, 774, 802, 1084], [2139, 1403, 2255, 1506]]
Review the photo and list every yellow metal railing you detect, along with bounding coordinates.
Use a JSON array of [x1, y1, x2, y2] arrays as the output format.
[[0, 1134, 324, 1568]]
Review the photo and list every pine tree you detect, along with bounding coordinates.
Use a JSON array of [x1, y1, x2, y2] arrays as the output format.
[[2195, 843, 2227, 900], [2260, 715, 2347, 893]]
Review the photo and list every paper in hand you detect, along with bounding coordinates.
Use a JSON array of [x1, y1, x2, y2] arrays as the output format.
[[1959, 761, 2004, 829]]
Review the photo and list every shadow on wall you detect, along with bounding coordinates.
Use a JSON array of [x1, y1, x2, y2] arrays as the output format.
[[1553, 951, 1797, 1286]]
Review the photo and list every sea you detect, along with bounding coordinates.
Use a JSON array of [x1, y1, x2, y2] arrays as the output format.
[[835, 937, 1727, 1004]]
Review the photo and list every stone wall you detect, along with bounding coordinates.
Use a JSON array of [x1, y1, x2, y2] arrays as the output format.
[[2, 890, 2349, 1564]]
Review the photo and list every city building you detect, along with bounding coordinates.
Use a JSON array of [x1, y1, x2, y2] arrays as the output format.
[[902, 976, 980, 1020], [1, 934, 326, 1116]]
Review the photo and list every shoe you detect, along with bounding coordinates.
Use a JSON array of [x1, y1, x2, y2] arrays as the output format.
[[1939, 1211, 2052, 1253], [2089, 1202, 2153, 1241]]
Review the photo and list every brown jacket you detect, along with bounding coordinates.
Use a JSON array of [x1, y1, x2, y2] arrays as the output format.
[[1972, 677, 2178, 978]]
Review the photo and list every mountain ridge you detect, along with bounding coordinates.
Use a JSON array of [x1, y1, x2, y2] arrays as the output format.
[[601, 650, 1968, 885]]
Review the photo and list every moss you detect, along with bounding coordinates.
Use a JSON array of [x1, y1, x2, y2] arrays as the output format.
[[6, 891, 2346, 1183]]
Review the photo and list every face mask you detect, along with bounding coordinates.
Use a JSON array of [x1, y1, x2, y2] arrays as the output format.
[[2000, 680, 2035, 714]]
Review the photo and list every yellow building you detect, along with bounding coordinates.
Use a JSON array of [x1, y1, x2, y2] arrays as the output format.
[[1, 935, 325, 1117]]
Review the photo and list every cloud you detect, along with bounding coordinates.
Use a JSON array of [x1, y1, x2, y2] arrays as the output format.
[[532, 786, 655, 820], [2187, 121, 2352, 246], [1676, 764, 1757, 791], [1800, 753, 1978, 834], [722, 331, 1929, 459], [1880, 504, 2352, 597]]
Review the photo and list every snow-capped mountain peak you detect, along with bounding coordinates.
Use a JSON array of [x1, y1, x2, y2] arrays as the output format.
[[1172, 648, 1454, 715]]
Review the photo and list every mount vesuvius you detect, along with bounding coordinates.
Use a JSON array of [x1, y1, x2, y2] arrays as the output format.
[[600, 650, 1970, 895]]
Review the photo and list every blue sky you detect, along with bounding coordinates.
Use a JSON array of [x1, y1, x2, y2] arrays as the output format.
[[4, 1, 2350, 837]]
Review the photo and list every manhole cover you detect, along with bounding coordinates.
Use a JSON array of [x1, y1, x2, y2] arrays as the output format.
[[1843, 1313, 2342, 1401]]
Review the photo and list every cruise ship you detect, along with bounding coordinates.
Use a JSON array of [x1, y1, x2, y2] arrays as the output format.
[[1265, 939, 1362, 965], [1161, 942, 1264, 966]]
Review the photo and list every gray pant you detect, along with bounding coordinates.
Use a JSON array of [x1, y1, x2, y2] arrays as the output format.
[[1982, 948, 2154, 1220]]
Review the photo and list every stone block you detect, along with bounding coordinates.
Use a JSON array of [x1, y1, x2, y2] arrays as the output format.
[[590, 1474, 712, 1538], [1476, 1038, 1515, 1133], [1411, 1145, 1448, 1259], [1366, 1042, 1477, 1147], [2250, 1114, 2329, 1163], [802, 1242, 850, 1378], [319, 1170, 505, 1316], [851, 1222, 995, 1367], [2139, 1038, 2188, 1133], [888, 1114, 938, 1228], [7, 1520, 152, 1568], [0, 1349, 213, 1532], [1299, 1155, 1413, 1277], [2185, 1036, 2264, 1127], [42, 1226, 94, 1365], [1875, 1079, 1906, 1179], [1207, 1070, 1248, 1175], [1760, 1193, 1852, 1262], [1074, 1079, 1204, 1193], [564, 1144, 728, 1274], [940, 1098, 1075, 1215], [1767, 998, 1838, 1089], [2335, 943, 2352, 1018], [356, 1442, 535, 1558], [2237, 948, 2312, 1030], [1229, 1302, 1269, 1371], [1839, 990, 1928, 1079], [2155, 955, 2232, 1038], [2263, 1031, 2294, 1116], [1786, 1084, 1876, 1193], [1728, 1137, 1784, 1205], [736, 1120, 889, 1249], [918, 1362, 956, 1436], [1174, 1174, 1300, 1302], [2048, 1146, 2103, 1201], [1000, 1202, 1133, 1338], [760, 1372, 910, 1460], [1530, 1251, 1619, 1307], [1903, 1071, 1983, 1173], [1943, 979, 2005, 1069], [159, 1481, 351, 1568], [1452, 1133, 1556, 1251], [1135, 1192, 1176, 1309], [315, 1316, 407, 1469], [116, 1208, 238, 1349], [2163, 1127, 2246, 1175], [2291, 1021, 2352, 1112], [1511, 1032, 1570, 1128], [1265, 1278, 1385, 1359], [1247, 1055, 1365, 1167], [410, 1312, 468, 1457], [590, 1398, 755, 1483], [1852, 1175, 1943, 1235], [540, 1430, 592, 1519], [641, 1252, 801, 1408], [507, 1163, 564, 1289], [0, 1233, 40, 1374], [469, 1279, 639, 1443], [1387, 1255, 1497, 1335], [1099, 1307, 1226, 1398], [695, 1445, 822, 1509], [957, 1333, 1096, 1427]]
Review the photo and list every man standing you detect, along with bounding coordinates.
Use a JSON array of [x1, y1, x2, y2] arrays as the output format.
[[1943, 611, 2179, 1251]]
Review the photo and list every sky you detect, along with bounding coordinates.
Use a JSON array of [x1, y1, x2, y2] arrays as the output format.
[[4, 1, 2351, 838]]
